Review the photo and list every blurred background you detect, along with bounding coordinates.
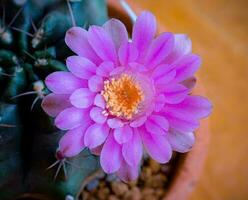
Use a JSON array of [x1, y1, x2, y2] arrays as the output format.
[[128, 0, 248, 200]]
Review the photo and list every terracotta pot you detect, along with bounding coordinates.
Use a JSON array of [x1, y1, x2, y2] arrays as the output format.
[[107, 1, 210, 200]]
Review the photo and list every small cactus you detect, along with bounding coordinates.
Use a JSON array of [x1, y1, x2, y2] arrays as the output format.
[[0, 0, 108, 199]]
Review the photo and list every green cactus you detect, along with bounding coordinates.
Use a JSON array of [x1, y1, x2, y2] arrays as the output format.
[[0, 0, 108, 199]]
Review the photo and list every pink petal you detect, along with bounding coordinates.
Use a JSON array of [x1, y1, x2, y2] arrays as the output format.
[[117, 159, 139, 182], [87, 26, 118, 64], [174, 34, 192, 54], [132, 11, 157, 52], [145, 120, 164, 135], [69, 88, 94, 108], [163, 84, 189, 104], [84, 123, 109, 149], [181, 76, 196, 90], [130, 72, 156, 116], [173, 54, 201, 82], [100, 134, 122, 173], [88, 75, 103, 92], [55, 107, 88, 130], [96, 61, 115, 77], [122, 129, 142, 166], [45, 72, 86, 94], [65, 27, 101, 65], [109, 66, 125, 76], [94, 94, 106, 109], [130, 116, 147, 128], [107, 118, 124, 128], [144, 32, 174, 69], [166, 95, 212, 119], [167, 130, 195, 153], [59, 123, 90, 157], [141, 131, 172, 163], [90, 107, 107, 124], [103, 19, 128, 50], [66, 56, 96, 79], [118, 42, 139, 66], [114, 125, 133, 144], [154, 94, 165, 112], [155, 70, 176, 86], [166, 34, 192, 63], [148, 114, 169, 131], [129, 62, 147, 72], [165, 111, 199, 133], [151, 64, 174, 79], [42, 94, 70, 117], [152, 64, 176, 87]]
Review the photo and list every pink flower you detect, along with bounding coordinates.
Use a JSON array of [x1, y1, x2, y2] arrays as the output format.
[[42, 11, 212, 182]]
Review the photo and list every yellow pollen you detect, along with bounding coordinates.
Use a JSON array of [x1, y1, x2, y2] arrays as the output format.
[[102, 74, 144, 119]]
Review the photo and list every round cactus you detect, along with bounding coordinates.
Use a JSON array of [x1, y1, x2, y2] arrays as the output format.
[[0, 0, 108, 199]]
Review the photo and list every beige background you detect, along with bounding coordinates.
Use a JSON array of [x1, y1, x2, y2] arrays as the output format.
[[129, 0, 248, 199]]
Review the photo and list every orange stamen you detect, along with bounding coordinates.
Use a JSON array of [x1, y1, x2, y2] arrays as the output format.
[[102, 74, 144, 119]]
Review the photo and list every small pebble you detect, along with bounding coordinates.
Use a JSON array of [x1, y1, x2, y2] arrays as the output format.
[[141, 188, 156, 200], [140, 167, 152, 181], [111, 182, 129, 197], [147, 174, 167, 188], [149, 159, 161, 174], [123, 187, 141, 200], [108, 195, 120, 200], [106, 173, 118, 182], [128, 180, 138, 188], [97, 187, 110, 200], [142, 188, 154, 196], [86, 179, 99, 191], [155, 188, 165, 198]]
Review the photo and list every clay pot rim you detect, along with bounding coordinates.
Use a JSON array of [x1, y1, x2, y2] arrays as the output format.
[[107, 1, 210, 200]]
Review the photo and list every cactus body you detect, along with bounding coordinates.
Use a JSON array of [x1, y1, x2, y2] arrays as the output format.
[[0, 0, 108, 199]]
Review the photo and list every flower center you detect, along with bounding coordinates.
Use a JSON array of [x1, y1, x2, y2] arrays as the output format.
[[102, 74, 144, 120]]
